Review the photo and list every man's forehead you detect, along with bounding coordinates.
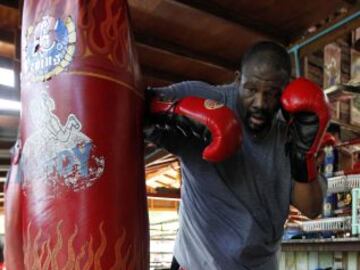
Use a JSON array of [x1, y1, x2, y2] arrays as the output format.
[[242, 62, 288, 85]]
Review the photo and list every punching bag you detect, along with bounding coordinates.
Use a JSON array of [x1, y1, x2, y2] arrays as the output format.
[[5, 0, 149, 269], [5, 139, 24, 269]]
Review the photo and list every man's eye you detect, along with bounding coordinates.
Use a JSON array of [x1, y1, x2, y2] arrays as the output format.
[[245, 88, 256, 95]]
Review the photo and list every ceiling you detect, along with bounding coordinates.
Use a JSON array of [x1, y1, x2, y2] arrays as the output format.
[[0, 0, 359, 85], [0, 0, 359, 206]]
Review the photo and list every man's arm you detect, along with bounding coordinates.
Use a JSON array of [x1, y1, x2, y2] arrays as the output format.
[[291, 177, 326, 218], [147, 96, 242, 162], [291, 133, 335, 217], [147, 81, 226, 102], [145, 80, 231, 158], [281, 78, 331, 218]]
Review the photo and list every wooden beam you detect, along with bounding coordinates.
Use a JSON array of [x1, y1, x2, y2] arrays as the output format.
[[0, 164, 9, 172], [147, 192, 180, 200], [332, 119, 360, 134], [0, 0, 19, 9], [164, 173, 178, 181], [141, 65, 190, 84], [172, 0, 288, 43], [0, 114, 19, 130], [147, 198, 179, 212], [342, 0, 358, 4], [0, 42, 15, 58], [142, 74, 173, 87], [0, 56, 14, 69], [0, 85, 19, 101], [136, 41, 235, 84], [135, 32, 237, 70], [0, 140, 15, 149], [0, 28, 14, 44], [155, 180, 173, 189], [145, 148, 171, 165], [129, 0, 271, 62], [149, 156, 178, 167], [146, 161, 179, 175], [293, 10, 360, 58]]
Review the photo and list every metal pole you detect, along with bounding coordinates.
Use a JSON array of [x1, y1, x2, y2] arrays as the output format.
[[288, 10, 360, 77]]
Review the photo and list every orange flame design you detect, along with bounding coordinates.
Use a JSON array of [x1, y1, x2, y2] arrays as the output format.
[[79, 0, 131, 69], [24, 0, 133, 71], [23, 0, 143, 97], [24, 221, 139, 270]]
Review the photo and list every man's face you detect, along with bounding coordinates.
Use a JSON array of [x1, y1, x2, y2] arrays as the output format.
[[239, 61, 288, 136]]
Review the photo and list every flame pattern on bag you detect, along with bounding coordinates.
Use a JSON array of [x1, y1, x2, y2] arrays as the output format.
[[23, 0, 142, 97], [24, 221, 138, 270]]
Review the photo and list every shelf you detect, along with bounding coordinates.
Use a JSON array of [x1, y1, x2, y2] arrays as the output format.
[[324, 83, 360, 96], [327, 173, 360, 193], [301, 217, 352, 232], [331, 119, 360, 133], [282, 237, 360, 252]]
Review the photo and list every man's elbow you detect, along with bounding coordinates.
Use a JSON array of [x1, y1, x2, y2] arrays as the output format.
[[292, 179, 326, 219], [298, 201, 323, 219], [303, 208, 321, 219]]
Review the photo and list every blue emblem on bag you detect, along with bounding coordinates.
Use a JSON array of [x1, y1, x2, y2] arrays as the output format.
[[24, 15, 76, 82]]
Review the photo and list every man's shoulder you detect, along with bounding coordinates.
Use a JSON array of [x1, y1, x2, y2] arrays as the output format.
[[183, 81, 236, 104], [213, 82, 238, 109], [186, 80, 236, 92], [214, 82, 237, 92]]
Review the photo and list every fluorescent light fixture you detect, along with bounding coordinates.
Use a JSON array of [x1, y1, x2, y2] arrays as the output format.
[[0, 67, 15, 87], [0, 99, 21, 111]]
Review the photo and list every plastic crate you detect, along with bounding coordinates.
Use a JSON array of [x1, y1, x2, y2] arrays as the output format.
[[347, 174, 360, 189], [327, 174, 360, 193], [301, 217, 352, 232], [327, 175, 347, 193], [352, 188, 360, 235]]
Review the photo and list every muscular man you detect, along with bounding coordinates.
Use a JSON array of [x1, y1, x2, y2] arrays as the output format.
[[146, 41, 329, 270]]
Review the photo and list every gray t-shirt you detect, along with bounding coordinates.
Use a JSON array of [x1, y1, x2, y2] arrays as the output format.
[[150, 81, 292, 270]]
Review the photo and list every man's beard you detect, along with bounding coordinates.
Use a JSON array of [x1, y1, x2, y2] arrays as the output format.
[[245, 109, 273, 134]]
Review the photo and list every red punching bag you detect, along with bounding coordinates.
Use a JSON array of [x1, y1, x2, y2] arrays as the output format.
[[5, 139, 24, 269], [5, 0, 149, 269]]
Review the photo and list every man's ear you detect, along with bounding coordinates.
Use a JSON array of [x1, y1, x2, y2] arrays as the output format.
[[234, 70, 241, 84]]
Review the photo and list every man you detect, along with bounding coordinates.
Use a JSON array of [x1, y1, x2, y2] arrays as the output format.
[[146, 41, 329, 270]]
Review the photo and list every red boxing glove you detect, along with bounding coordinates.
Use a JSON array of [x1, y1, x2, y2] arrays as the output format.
[[150, 96, 242, 162], [281, 78, 331, 182]]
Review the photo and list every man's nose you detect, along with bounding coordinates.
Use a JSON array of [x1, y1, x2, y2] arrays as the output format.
[[252, 92, 265, 110]]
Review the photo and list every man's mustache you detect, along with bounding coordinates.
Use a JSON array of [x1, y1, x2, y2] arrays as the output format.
[[247, 109, 269, 119]]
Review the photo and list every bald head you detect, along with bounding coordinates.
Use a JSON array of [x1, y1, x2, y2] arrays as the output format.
[[241, 41, 291, 80]]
